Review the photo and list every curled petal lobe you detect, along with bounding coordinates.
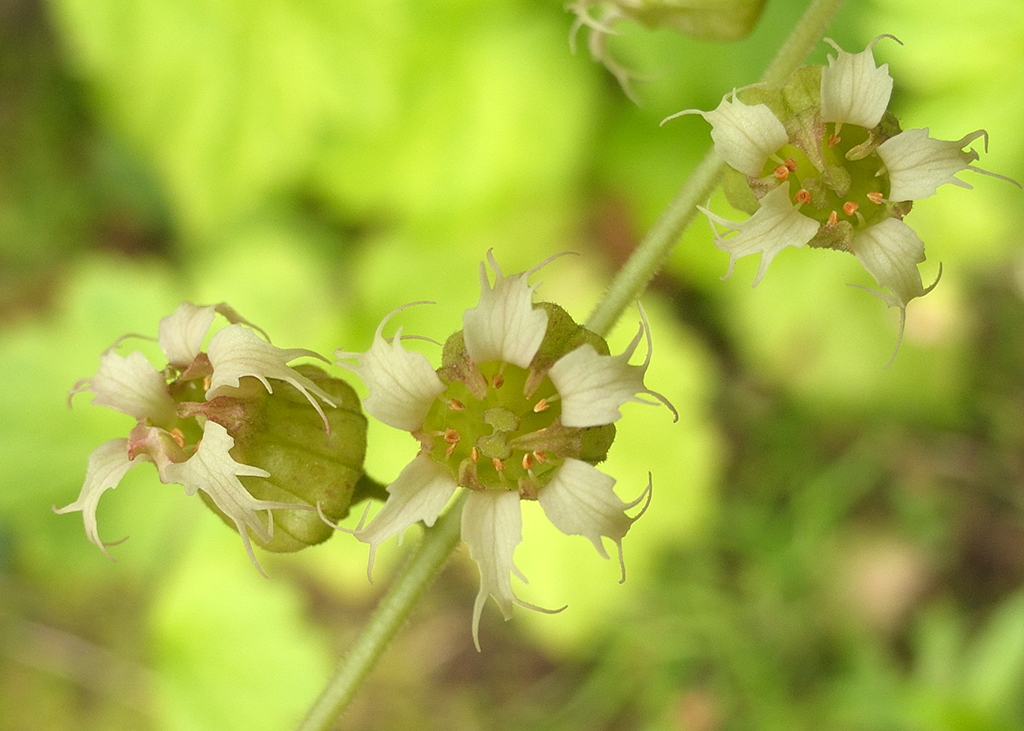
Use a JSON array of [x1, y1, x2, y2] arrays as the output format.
[[820, 37, 895, 129], [462, 251, 549, 368], [88, 350, 176, 425], [701, 184, 820, 285], [163, 421, 297, 574], [158, 302, 217, 368], [206, 325, 337, 427], [850, 218, 928, 310], [462, 489, 525, 651], [336, 317, 445, 432], [878, 128, 990, 201], [539, 459, 648, 581], [54, 438, 143, 559], [354, 454, 457, 578], [669, 94, 788, 177]]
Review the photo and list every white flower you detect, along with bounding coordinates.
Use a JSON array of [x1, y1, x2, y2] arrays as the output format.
[[820, 36, 896, 129], [56, 302, 336, 572], [336, 252, 669, 648]]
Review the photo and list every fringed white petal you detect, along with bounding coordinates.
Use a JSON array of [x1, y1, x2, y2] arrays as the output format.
[[158, 302, 217, 368], [686, 94, 788, 177], [878, 128, 983, 201], [850, 218, 928, 309], [88, 349, 176, 424], [163, 421, 296, 574], [820, 37, 894, 129], [462, 489, 524, 651], [539, 459, 649, 581], [206, 325, 337, 428], [54, 438, 143, 559], [354, 454, 457, 578], [701, 184, 820, 285], [462, 251, 549, 368], [336, 317, 445, 432], [549, 343, 644, 427]]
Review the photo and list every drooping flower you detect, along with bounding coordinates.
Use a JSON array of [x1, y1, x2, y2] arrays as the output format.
[[56, 303, 367, 571], [670, 36, 1019, 351], [568, 0, 767, 99], [336, 252, 674, 648]]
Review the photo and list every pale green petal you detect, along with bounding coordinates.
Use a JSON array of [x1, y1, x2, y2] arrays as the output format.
[[158, 302, 217, 368], [878, 128, 983, 201], [354, 454, 457, 577], [689, 94, 788, 177], [462, 489, 524, 651], [86, 349, 175, 424], [336, 314, 445, 432], [462, 251, 548, 368], [164, 421, 298, 574], [850, 217, 927, 309], [54, 438, 143, 559], [701, 184, 820, 285], [820, 37, 894, 129], [206, 324, 337, 426]]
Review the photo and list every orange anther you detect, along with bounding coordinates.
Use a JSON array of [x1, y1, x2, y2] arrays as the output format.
[[492, 458, 505, 472], [827, 210, 839, 227], [170, 427, 186, 448], [773, 165, 790, 181], [828, 133, 841, 147], [491, 373, 505, 389], [533, 450, 548, 464], [533, 398, 550, 413], [471, 447, 479, 463], [444, 428, 460, 444], [448, 398, 465, 411], [843, 201, 859, 216], [867, 191, 885, 205], [785, 158, 798, 171], [521, 453, 534, 471], [794, 189, 812, 205]]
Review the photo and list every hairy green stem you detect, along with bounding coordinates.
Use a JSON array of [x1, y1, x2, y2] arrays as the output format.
[[294, 493, 467, 731], [585, 0, 848, 337], [295, 1, 846, 727]]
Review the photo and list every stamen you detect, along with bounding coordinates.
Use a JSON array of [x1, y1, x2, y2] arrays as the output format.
[[202, 375, 211, 391], [533, 450, 548, 463], [773, 165, 790, 181], [794, 189, 812, 206], [827, 210, 839, 227], [785, 158, 798, 171], [443, 428, 460, 444], [491, 372, 505, 389], [471, 446, 479, 463], [521, 453, 534, 471], [843, 201, 859, 216], [828, 132, 841, 147], [533, 398, 550, 413], [170, 428, 186, 448], [867, 191, 884, 205], [492, 457, 506, 472], [448, 398, 465, 411]]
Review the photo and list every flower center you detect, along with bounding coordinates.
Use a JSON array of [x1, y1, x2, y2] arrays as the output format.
[[421, 361, 565, 495], [767, 123, 892, 230]]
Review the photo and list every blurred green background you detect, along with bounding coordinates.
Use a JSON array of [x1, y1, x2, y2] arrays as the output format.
[[2, 0, 1024, 728]]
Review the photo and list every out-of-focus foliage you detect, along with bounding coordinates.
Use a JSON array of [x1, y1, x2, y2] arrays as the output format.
[[1, 0, 1023, 729]]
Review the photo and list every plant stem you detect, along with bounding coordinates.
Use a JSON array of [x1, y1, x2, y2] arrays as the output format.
[[584, 0, 848, 337], [294, 493, 467, 731], [295, 1, 847, 727]]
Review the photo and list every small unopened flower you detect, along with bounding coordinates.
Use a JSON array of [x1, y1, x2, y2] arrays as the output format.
[[56, 303, 367, 572], [336, 252, 675, 648], [667, 36, 1020, 353]]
